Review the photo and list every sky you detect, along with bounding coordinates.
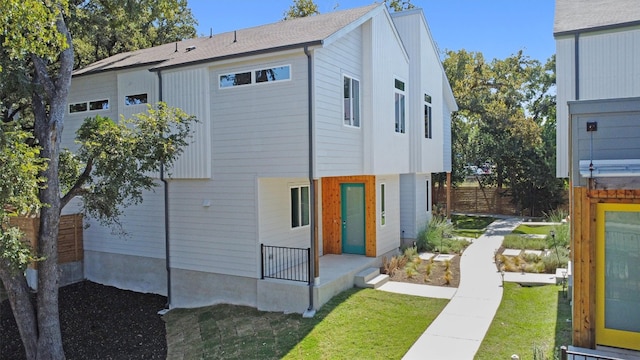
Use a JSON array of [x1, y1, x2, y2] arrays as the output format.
[[187, 0, 556, 63]]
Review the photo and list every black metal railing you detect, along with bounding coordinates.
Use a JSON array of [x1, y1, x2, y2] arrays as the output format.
[[261, 244, 311, 283], [560, 346, 626, 360]]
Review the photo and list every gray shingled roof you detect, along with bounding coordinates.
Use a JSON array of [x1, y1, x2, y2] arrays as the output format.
[[74, 3, 382, 76], [554, 0, 640, 35]]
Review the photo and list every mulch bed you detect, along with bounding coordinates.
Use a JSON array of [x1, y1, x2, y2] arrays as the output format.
[[386, 254, 461, 288], [1, 281, 167, 359]]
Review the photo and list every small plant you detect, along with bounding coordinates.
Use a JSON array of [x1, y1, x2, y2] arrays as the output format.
[[405, 267, 418, 279], [404, 246, 418, 259], [444, 259, 451, 271], [444, 269, 452, 285], [382, 256, 400, 276], [425, 262, 432, 277]]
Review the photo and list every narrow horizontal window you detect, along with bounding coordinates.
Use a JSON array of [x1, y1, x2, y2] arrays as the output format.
[[125, 93, 148, 106], [89, 99, 109, 111], [69, 102, 87, 113], [220, 72, 251, 88], [255, 65, 290, 83]]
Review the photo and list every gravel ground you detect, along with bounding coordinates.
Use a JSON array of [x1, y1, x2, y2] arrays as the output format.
[[1, 281, 167, 359]]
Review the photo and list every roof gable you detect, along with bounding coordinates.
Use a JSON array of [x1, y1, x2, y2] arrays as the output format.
[[74, 3, 382, 76], [554, 0, 640, 35]]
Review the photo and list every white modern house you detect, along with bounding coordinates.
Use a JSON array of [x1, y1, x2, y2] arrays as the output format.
[[555, 0, 640, 357], [62, 3, 456, 313]]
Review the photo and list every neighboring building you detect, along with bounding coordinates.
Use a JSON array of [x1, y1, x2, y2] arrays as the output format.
[[555, 0, 640, 356], [62, 4, 456, 313]]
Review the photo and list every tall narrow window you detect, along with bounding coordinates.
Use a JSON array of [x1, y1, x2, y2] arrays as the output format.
[[291, 185, 310, 228], [381, 183, 386, 226], [395, 79, 405, 133], [426, 180, 430, 212], [343, 76, 360, 127], [424, 94, 432, 139]]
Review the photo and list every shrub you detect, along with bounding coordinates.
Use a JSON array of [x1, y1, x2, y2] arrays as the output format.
[[444, 270, 452, 285], [404, 246, 418, 259], [416, 217, 454, 252], [405, 267, 418, 279], [542, 248, 569, 273]]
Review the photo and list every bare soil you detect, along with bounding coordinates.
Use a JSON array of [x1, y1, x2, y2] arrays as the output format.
[[0, 281, 167, 360], [385, 254, 461, 288]]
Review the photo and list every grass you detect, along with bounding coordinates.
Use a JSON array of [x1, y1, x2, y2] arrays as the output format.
[[452, 214, 495, 230], [475, 283, 572, 360], [512, 224, 554, 235], [164, 288, 448, 360], [502, 234, 548, 250]]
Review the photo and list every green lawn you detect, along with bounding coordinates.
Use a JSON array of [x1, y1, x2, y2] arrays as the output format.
[[452, 214, 496, 238], [512, 224, 554, 235], [475, 283, 572, 360], [164, 288, 448, 360]]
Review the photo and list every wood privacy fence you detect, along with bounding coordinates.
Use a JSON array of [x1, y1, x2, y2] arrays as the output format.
[[9, 214, 83, 266]]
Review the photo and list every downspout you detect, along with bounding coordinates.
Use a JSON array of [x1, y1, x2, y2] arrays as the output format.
[[304, 45, 316, 316], [157, 70, 172, 309]]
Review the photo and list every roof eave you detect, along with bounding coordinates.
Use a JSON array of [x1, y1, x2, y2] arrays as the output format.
[[554, 19, 640, 37], [72, 60, 166, 78], [148, 40, 324, 72]]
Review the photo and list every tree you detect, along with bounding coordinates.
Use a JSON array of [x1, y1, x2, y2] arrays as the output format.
[[283, 0, 319, 20], [443, 50, 564, 215], [0, 1, 197, 358], [385, 0, 415, 12], [67, 0, 197, 68]]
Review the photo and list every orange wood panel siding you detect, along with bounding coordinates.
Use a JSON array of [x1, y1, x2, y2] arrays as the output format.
[[572, 186, 640, 348], [321, 176, 377, 257]]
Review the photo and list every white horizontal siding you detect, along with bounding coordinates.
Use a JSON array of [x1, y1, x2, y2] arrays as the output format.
[[83, 184, 166, 259], [210, 55, 309, 178], [117, 69, 158, 120], [258, 178, 310, 249], [162, 67, 212, 179], [314, 25, 365, 177], [377, 175, 400, 255], [64, 72, 119, 151]]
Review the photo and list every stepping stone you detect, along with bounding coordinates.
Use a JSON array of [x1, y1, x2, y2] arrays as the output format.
[[524, 250, 543, 257], [433, 254, 455, 262], [502, 248, 522, 257], [419, 252, 435, 261]]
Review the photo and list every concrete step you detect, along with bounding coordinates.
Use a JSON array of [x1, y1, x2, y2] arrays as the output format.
[[355, 268, 389, 289]]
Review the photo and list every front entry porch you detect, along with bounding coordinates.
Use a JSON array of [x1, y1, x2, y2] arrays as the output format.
[[257, 250, 396, 314]]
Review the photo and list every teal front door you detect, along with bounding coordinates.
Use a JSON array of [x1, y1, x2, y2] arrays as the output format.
[[341, 183, 366, 255]]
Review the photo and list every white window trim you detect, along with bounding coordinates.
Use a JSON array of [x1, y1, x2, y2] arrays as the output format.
[[394, 78, 406, 134], [219, 64, 292, 89], [343, 74, 361, 128], [380, 183, 386, 227], [290, 184, 310, 230], [68, 98, 111, 114]]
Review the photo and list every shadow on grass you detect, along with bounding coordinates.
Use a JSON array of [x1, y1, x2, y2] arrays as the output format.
[[555, 286, 573, 355], [164, 287, 448, 360]]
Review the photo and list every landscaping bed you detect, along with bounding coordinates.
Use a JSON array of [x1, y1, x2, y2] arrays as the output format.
[[383, 252, 461, 287]]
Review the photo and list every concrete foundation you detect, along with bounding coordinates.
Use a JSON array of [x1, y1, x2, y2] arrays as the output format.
[[170, 268, 257, 309], [84, 250, 167, 295]]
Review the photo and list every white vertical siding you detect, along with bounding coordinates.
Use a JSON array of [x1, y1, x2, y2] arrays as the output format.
[[442, 88, 452, 172], [314, 26, 365, 177], [117, 69, 158, 120], [377, 175, 400, 255], [556, 36, 576, 178], [399, 173, 430, 240], [162, 67, 212, 179], [579, 28, 640, 100]]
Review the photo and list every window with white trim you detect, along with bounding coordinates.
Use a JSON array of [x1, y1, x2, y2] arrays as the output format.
[[125, 93, 148, 106], [343, 75, 360, 127], [424, 94, 432, 139], [220, 65, 291, 88], [69, 99, 109, 114], [291, 185, 310, 228], [394, 79, 405, 133], [381, 183, 386, 226]]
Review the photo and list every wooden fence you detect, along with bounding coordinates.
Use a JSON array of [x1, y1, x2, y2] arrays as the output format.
[[9, 214, 83, 266]]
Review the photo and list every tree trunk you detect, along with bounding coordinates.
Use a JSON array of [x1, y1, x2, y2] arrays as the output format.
[[0, 263, 37, 360], [29, 14, 74, 360]]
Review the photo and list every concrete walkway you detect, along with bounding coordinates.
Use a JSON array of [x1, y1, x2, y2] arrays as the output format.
[[401, 218, 522, 360]]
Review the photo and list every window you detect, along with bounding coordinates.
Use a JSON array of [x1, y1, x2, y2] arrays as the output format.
[[291, 185, 310, 228], [424, 94, 432, 139], [69, 99, 109, 114], [89, 99, 109, 111], [343, 76, 360, 127], [426, 180, 430, 212], [69, 102, 88, 113], [220, 65, 291, 88], [395, 79, 405, 133], [125, 93, 148, 106], [380, 183, 386, 226]]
